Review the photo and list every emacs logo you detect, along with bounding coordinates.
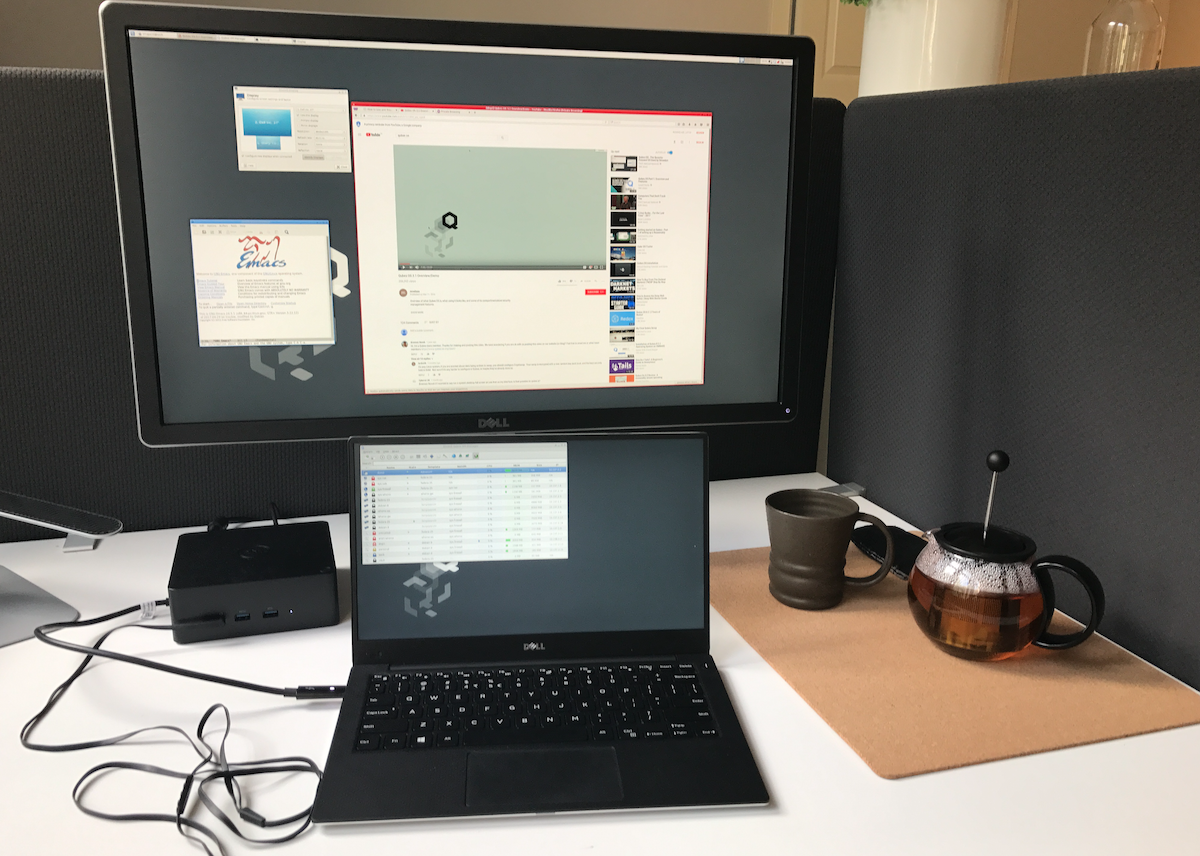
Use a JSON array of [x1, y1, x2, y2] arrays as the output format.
[[237, 235, 287, 269]]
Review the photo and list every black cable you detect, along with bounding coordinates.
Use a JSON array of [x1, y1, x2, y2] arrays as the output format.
[[69, 704, 321, 856], [27, 601, 344, 707], [23, 605, 338, 855], [208, 502, 283, 533]]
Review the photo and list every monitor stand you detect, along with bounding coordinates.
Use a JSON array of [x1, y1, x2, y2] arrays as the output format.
[[0, 564, 78, 648]]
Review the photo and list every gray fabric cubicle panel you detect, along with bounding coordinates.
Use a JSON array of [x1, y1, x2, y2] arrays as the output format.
[[828, 68, 1200, 688], [0, 67, 347, 542]]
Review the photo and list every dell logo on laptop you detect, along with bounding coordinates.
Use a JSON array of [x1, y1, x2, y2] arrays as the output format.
[[478, 417, 510, 429], [523, 641, 545, 651]]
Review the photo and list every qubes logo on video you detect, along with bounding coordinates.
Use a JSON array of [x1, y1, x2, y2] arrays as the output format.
[[237, 235, 287, 269]]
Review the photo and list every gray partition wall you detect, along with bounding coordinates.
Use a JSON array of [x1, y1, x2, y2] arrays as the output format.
[[0, 68, 845, 542], [829, 68, 1200, 688]]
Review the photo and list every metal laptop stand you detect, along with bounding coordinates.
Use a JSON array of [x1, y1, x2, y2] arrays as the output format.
[[0, 491, 122, 647]]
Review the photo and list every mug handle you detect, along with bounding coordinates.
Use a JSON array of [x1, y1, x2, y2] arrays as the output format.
[[1031, 555, 1106, 649], [844, 513, 894, 587]]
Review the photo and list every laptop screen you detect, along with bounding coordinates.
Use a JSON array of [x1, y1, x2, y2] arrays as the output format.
[[352, 434, 706, 652]]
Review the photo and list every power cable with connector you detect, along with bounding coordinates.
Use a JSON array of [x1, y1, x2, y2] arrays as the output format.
[[21, 599, 345, 854]]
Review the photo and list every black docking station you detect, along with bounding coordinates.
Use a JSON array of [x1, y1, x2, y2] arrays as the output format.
[[168, 521, 340, 644]]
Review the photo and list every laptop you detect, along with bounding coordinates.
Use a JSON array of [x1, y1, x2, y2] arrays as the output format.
[[312, 432, 768, 822]]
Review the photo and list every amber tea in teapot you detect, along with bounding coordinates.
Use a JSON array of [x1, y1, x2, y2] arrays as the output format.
[[908, 532, 1046, 659], [907, 452, 1106, 661]]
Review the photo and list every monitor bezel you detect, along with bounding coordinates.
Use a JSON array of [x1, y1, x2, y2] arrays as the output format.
[[100, 1, 816, 447], [347, 432, 710, 665]]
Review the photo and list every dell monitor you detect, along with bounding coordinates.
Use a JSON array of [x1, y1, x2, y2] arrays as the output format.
[[100, 2, 819, 464]]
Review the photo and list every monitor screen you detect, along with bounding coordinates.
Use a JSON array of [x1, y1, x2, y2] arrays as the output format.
[[101, 3, 815, 446]]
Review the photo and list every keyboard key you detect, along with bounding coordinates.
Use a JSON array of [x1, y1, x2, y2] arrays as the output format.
[[383, 734, 406, 750], [360, 718, 409, 734], [463, 727, 589, 747], [410, 733, 433, 748], [437, 733, 460, 747], [355, 735, 380, 751]]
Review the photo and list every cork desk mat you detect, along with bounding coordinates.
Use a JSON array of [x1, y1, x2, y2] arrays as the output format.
[[709, 545, 1200, 779]]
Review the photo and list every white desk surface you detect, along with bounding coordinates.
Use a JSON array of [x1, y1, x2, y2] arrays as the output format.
[[3, 473, 1200, 855]]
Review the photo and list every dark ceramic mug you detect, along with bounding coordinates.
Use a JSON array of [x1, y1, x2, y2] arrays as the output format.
[[765, 489, 894, 610]]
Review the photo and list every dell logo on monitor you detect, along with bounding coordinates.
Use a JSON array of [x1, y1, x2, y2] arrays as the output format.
[[523, 641, 545, 651], [478, 417, 510, 429]]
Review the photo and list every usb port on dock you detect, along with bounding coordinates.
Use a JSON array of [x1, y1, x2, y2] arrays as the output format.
[[234, 611, 251, 622], [263, 608, 279, 619]]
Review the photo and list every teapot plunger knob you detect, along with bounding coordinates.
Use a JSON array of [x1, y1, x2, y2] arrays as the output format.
[[983, 449, 1009, 540]]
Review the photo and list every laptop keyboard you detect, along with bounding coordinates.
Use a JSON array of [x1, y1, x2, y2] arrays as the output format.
[[355, 662, 718, 751]]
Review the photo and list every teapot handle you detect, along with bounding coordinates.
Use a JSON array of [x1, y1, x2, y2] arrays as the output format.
[[1031, 555, 1106, 650]]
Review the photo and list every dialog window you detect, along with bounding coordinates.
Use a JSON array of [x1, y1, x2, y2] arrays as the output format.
[[361, 442, 569, 564], [352, 102, 712, 395], [233, 86, 351, 172], [190, 219, 335, 347]]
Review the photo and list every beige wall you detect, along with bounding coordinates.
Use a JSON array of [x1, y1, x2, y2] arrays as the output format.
[[4, 0, 1195, 98], [1162, 0, 1200, 68], [0, 0, 794, 70], [793, 0, 866, 104], [1008, 0, 1117, 82]]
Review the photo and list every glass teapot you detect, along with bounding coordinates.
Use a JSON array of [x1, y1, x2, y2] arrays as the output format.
[[906, 452, 1106, 661]]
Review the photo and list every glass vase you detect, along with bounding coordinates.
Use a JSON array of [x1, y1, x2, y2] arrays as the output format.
[[1083, 0, 1166, 75]]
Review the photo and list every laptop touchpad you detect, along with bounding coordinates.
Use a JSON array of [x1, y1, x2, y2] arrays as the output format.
[[466, 747, 623, 809]]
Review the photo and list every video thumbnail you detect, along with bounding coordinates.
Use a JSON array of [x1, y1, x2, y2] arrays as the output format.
[[393, 145, 607, 269]]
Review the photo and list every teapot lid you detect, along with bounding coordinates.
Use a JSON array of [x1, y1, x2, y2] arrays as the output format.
[[934, 522, 1036, 563]]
